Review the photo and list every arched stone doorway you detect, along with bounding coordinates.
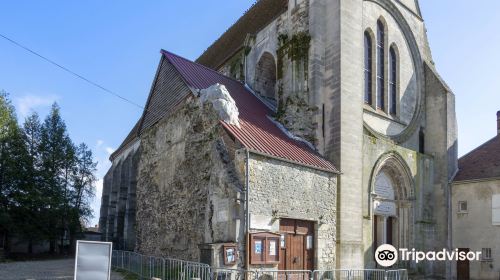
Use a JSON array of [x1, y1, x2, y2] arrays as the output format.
[[371, 153, 414, 252], [254, 52, 277, 102]]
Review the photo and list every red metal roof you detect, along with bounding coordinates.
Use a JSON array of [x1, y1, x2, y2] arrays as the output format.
[[162, 50, 338, 173]]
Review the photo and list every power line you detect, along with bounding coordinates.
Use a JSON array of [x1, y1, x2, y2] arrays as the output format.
[[0, 32, 145, 110]]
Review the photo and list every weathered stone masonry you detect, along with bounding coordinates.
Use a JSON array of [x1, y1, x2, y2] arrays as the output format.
[[247, 154, 337, 269], [135, 97, 244, 261]]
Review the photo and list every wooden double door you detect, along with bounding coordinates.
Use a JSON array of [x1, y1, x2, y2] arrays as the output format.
[[278, 219, 314, 271]]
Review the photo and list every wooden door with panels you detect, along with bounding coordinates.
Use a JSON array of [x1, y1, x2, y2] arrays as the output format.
[[279, 219, 314, 271]]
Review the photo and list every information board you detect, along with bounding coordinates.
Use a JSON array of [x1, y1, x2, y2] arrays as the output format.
[[74, 240, 112, 280]]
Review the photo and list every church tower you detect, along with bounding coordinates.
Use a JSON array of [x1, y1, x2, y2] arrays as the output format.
[[307, 0, 457, 277]]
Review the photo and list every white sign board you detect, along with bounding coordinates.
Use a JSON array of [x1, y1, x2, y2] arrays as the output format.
[[74, 240, 112, 280], [374, 200, 397, 216], [374, 172, 396, 217]]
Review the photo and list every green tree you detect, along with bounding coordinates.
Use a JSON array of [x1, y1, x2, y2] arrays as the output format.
[[0, 91, 30, 252], [39, 103, 75, 253], [68, 143, 97, 248], [19, 113, 46, 253], [0, 96, 98, 256]]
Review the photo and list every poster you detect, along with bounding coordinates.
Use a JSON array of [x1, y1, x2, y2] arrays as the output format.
[[255, 240, 262, 254], [269, 240, 276, 256], [226, 248, 235, 263]]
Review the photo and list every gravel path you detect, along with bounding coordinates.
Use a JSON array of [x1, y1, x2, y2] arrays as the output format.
[[0, 258, 124, 280]]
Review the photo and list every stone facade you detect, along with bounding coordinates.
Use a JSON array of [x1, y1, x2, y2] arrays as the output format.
[[212, 0, 457, 277], [135, 97, 243, 261], [247, 154, 337, 269], [131, 95, 338, 267], [100, 0, 457, 278], [99, 141, 140, 251]]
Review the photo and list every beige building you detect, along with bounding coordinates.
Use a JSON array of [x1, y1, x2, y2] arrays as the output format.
[[451, 112, 500, 280]]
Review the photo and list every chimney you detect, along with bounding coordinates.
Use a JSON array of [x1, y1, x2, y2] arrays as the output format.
[[497, 111, 500, 135]]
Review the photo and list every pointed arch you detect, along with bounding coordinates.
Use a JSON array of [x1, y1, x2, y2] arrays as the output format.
[[370, 151, 415, 251], [254, 52, 277, 102]]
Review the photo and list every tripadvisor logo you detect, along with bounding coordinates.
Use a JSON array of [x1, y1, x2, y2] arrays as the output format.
[[375, 244, 398, 267], [375, 244, 482, 267]]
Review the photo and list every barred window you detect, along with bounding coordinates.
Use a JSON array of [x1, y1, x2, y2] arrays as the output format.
[[482, 248, 492, 260]]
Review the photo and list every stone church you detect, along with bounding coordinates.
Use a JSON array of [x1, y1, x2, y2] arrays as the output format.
[[99, 0, 457, 278]]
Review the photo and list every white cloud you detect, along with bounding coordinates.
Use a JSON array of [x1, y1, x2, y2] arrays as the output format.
[[96, 140, 104, 147], [15, 94, 59, 118], [105, 147, 115, 155]]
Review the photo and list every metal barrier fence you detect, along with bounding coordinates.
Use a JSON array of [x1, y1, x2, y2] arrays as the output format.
[[112, 250, 408, 280], [112, 250, 211, 280], [313, 269, 407, 280]]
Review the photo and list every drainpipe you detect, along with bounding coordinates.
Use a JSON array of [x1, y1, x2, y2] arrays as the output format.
[[245, 149, 251, 270], [447, 168, 459, 278]]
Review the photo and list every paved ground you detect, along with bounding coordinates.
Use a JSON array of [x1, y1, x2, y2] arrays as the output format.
[[0, 258, 125, 280]]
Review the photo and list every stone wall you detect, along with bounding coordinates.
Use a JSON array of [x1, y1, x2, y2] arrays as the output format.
[[247, 153, 337, 269], [135, 97, 244, 261], [99, 141, 140, 250]]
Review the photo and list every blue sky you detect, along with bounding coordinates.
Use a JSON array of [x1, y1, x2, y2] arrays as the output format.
[[1, 1, 499, 227]]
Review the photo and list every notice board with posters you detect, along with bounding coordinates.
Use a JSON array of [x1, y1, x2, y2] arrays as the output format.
[[74, 240, 112, 280], [249, 232, 280, 264]]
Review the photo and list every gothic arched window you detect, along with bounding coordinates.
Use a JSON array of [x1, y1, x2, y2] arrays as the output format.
[[364, 31, 373, 104], [376, 20, 385, 110], [389, 46, 397, 115]]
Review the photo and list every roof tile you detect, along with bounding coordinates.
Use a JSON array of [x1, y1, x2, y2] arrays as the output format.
[[455, 135, 500, 181], [196, 0, 287, 69]]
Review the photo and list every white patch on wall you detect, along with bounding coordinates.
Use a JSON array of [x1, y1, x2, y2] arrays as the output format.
[[217, 210, 228, 223], [198, 84, 240, 128], [250, 214, 278, 231], [216, 199, 229, 223]]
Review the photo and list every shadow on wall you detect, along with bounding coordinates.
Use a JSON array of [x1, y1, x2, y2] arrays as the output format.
[[385, 72, 417, 137]]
